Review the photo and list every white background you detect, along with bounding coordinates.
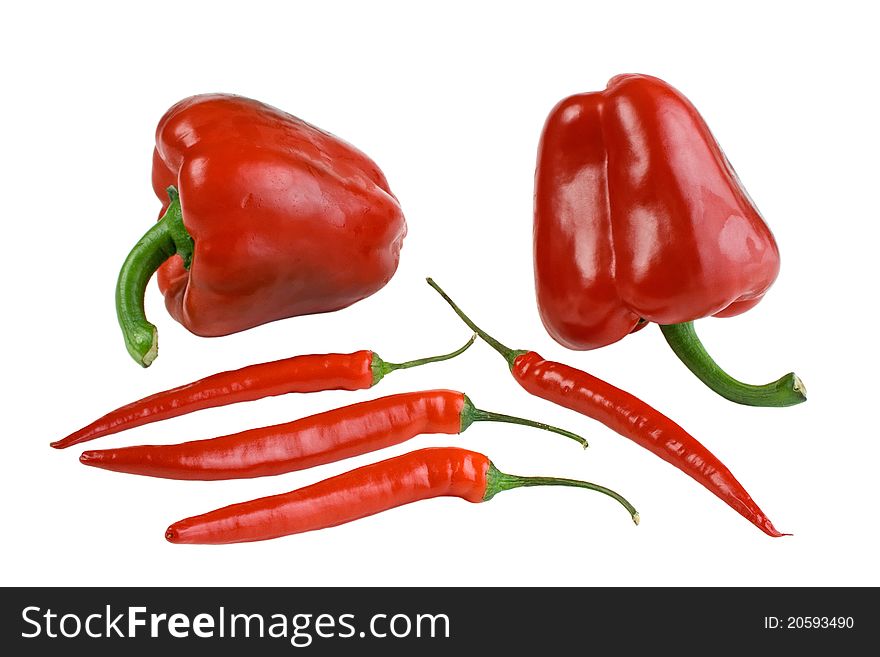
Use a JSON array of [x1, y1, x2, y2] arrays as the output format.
[[2, 0, 878, 587]]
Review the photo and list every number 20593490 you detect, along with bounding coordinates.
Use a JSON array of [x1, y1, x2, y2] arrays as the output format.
[[764, 617, 854, 630]]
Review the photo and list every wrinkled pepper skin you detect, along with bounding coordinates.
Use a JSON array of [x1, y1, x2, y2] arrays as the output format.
[[151, 94, 406, 337], [534, 74, 780, 350]]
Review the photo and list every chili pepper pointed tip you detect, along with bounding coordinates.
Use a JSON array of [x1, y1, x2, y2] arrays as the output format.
[[165, 526, 180, 543], [79, 450, 102, 466], [764, 522, 790, 538]]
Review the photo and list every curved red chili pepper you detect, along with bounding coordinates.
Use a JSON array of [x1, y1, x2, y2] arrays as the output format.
[[165, 447, 639, 544], [51, 336, 475, 450], [79, 389, 588, 480], [426, 278, 787, 537]]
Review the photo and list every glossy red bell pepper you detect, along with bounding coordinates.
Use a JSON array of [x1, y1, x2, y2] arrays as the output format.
[[534, 74, 804, 407], [117, 94, 406, 367]]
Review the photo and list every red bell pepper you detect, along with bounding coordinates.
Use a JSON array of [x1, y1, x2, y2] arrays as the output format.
[[533, 74, 805, 407], [116, 94, 406, 367]]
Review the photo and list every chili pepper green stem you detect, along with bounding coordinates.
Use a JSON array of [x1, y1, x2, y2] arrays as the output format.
[[116, 187, 194, 367], [370, 334, 476, 385], [659, 321, 806, 407], [460, 395, 587, 448], [426, 278, 527, 369], [484, 463, 638, 524]]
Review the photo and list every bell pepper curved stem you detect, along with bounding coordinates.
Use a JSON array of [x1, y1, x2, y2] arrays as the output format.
[[370, 334, 476, 385], [484, 463, 639, 524], [659, 321, 806, 407], [116, 187, 194, 367], [426, 278, 527, 369], [460, 395, 588, 448]]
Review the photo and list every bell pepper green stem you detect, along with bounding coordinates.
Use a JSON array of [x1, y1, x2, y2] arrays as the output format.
[[460, 395, 588, 447], [426, 278, 527, 369], [659, 321, 806, 407], [484, 463, 639, 524], [370, 334, 476, 385], [116, 187, 194, 367]]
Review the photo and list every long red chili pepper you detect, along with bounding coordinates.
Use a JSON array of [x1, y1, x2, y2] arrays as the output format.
[[79, 389, 589, 480], [426, 278, 786, 537], [165, 447, 639, 544], [51, 336, 475, 450]]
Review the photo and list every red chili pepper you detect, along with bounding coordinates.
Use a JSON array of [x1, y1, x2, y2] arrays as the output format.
[[426, 279, 786, 537], [51, 336, 475, 450], [165, 447, 638, 544], [119, 94, 407, 367], [534, 74, 804, 407], [78, 389, 588, 479]]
